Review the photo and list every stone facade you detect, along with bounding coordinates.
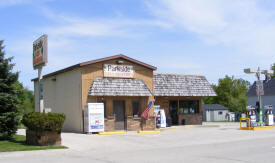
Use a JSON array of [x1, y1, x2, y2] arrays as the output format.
[[104, 116, 155, 131], [104, 117, 115, 132], [126, 116, 142, 131], [26, 130, 61, 146], [141, 117, 156, 130], [178, 114, 202, 125]]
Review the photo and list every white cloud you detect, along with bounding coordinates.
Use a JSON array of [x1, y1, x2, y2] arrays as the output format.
[[0, 0, 53, 7], [148, 0, 275, 58], [41, 12, 172, 39]]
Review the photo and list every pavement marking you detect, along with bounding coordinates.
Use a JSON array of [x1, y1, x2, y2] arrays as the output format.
[[137, 130, 160, 134], [272, 147, 275, 149], [186, 125, 194, 129], [98, 131, 125, 135]]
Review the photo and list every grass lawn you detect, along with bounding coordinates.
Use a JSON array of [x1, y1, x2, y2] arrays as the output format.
[[0, 135, 67, 152]]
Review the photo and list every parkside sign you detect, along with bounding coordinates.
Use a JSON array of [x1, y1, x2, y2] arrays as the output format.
[[104, 64, 134, 78], [33, 35, 48, 69]]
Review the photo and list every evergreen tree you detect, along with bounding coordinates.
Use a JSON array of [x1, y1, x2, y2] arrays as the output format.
[[0, 40, 22, 140], [271, 63, 275, 79]]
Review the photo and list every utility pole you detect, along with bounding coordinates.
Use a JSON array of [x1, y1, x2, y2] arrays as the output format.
[[244, 67, 274, 126]]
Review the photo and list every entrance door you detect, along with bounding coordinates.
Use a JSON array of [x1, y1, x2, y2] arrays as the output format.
[[210, 111, 214, 121], [169, 101, 178, 125], [113, 100, 125, 130]]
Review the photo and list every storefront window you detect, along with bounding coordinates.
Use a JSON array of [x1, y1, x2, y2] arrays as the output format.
[[132, 101, 140, 117], [179, 100, 199, 114]]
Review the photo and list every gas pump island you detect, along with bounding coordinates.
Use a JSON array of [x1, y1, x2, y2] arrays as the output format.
[[264, 105, 274, 126], [246, 106, 257, 127], [241, 105, 275, 130], [242, 67, 275, 130]]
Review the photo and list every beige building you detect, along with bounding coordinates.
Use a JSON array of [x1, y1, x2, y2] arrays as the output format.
[[33, 54, 216, 133]]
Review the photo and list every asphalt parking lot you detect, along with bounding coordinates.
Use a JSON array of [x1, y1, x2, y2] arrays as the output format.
[[1, 122, 275, 163]]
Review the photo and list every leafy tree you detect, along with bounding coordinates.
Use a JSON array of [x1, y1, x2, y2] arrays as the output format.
[[203, 76, 250, 113], [271, 63, 275, 79], [13, 81, 34, 114], [0, 40, 22, 140]]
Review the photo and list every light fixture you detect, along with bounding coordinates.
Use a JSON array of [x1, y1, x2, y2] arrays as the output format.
[[244, 68, 257, 74], [116, 60, 124, 64]]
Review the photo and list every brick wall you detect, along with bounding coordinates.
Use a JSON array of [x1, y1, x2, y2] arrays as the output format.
[[141, 117, 156, 130], [104, 118, 115, 131], [178, 113, 202, 125], [126, 116, 142, 131]]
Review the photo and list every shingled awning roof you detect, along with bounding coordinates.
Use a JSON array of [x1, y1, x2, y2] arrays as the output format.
[[89, 77, 153, 96], [247, 79, 275, 96], [154, 73, 216, 96]]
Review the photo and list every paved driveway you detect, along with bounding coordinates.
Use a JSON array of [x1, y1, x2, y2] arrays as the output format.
[[1, 123, 275, 163]]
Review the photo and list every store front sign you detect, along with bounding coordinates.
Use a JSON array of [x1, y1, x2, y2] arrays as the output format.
[[33, 35, 48, 69], [104, 64, 134, 78]]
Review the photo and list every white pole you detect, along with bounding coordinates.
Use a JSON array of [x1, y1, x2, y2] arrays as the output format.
[[256, 67, 263, 126], [38, 67, 44, 113]]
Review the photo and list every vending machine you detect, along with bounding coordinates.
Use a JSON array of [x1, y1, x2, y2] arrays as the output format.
[[154, 105, 166, 128], [84, 103, 104, 133]]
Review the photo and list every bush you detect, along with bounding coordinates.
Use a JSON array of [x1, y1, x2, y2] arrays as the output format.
[[22, 112, 66, 133]]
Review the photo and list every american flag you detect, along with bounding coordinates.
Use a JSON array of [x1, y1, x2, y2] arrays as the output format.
[[141, 100, 154, 119]]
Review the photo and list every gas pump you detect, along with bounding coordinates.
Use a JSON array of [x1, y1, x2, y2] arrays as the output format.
[[246, 106, 257, 127], [264, 105, 274, 126]]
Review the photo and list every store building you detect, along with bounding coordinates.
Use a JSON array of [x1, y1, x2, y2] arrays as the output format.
[[32, 54, 216, 133]]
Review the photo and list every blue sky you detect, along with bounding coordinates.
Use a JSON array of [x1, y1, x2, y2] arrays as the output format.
[[1, 0, 275, 90]]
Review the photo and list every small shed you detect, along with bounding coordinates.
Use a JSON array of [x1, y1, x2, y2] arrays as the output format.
[[202, 104, 229, 122]]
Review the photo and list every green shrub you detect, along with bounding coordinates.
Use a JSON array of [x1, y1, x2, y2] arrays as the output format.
[[22, 112, 66, 133]]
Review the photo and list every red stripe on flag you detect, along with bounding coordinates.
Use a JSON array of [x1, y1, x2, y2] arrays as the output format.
[[141, 100, 154, 119]]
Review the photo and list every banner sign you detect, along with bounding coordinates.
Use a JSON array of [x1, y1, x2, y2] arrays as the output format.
[[90, 113, 104, 130], [33, 35, 48, 69], [256, 80, 264, 96], [104, 64, 134, 78]]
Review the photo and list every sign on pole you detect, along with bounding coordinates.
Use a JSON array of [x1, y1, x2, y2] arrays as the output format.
[[256, 80, 264, 96], [33, 35, 48, 69], [33, 34, 48, 113]]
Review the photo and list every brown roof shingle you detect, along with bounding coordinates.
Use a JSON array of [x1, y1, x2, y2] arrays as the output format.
[[89, 77, 153, 96], [153, 73, 216, 96]]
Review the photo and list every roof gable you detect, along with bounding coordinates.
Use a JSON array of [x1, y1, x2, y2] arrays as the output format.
[[80, 54, 157, 70], [32, 54, 156, 81]]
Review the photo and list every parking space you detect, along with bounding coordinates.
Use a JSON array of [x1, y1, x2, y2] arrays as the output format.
[[2, 123, 275, 163]]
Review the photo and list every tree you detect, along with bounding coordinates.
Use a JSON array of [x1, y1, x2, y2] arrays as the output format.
[[13, 81, 34, 114], [0, 40, 22, 140], [203, 76, 250, 113], [271, 63, 275, 79]]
